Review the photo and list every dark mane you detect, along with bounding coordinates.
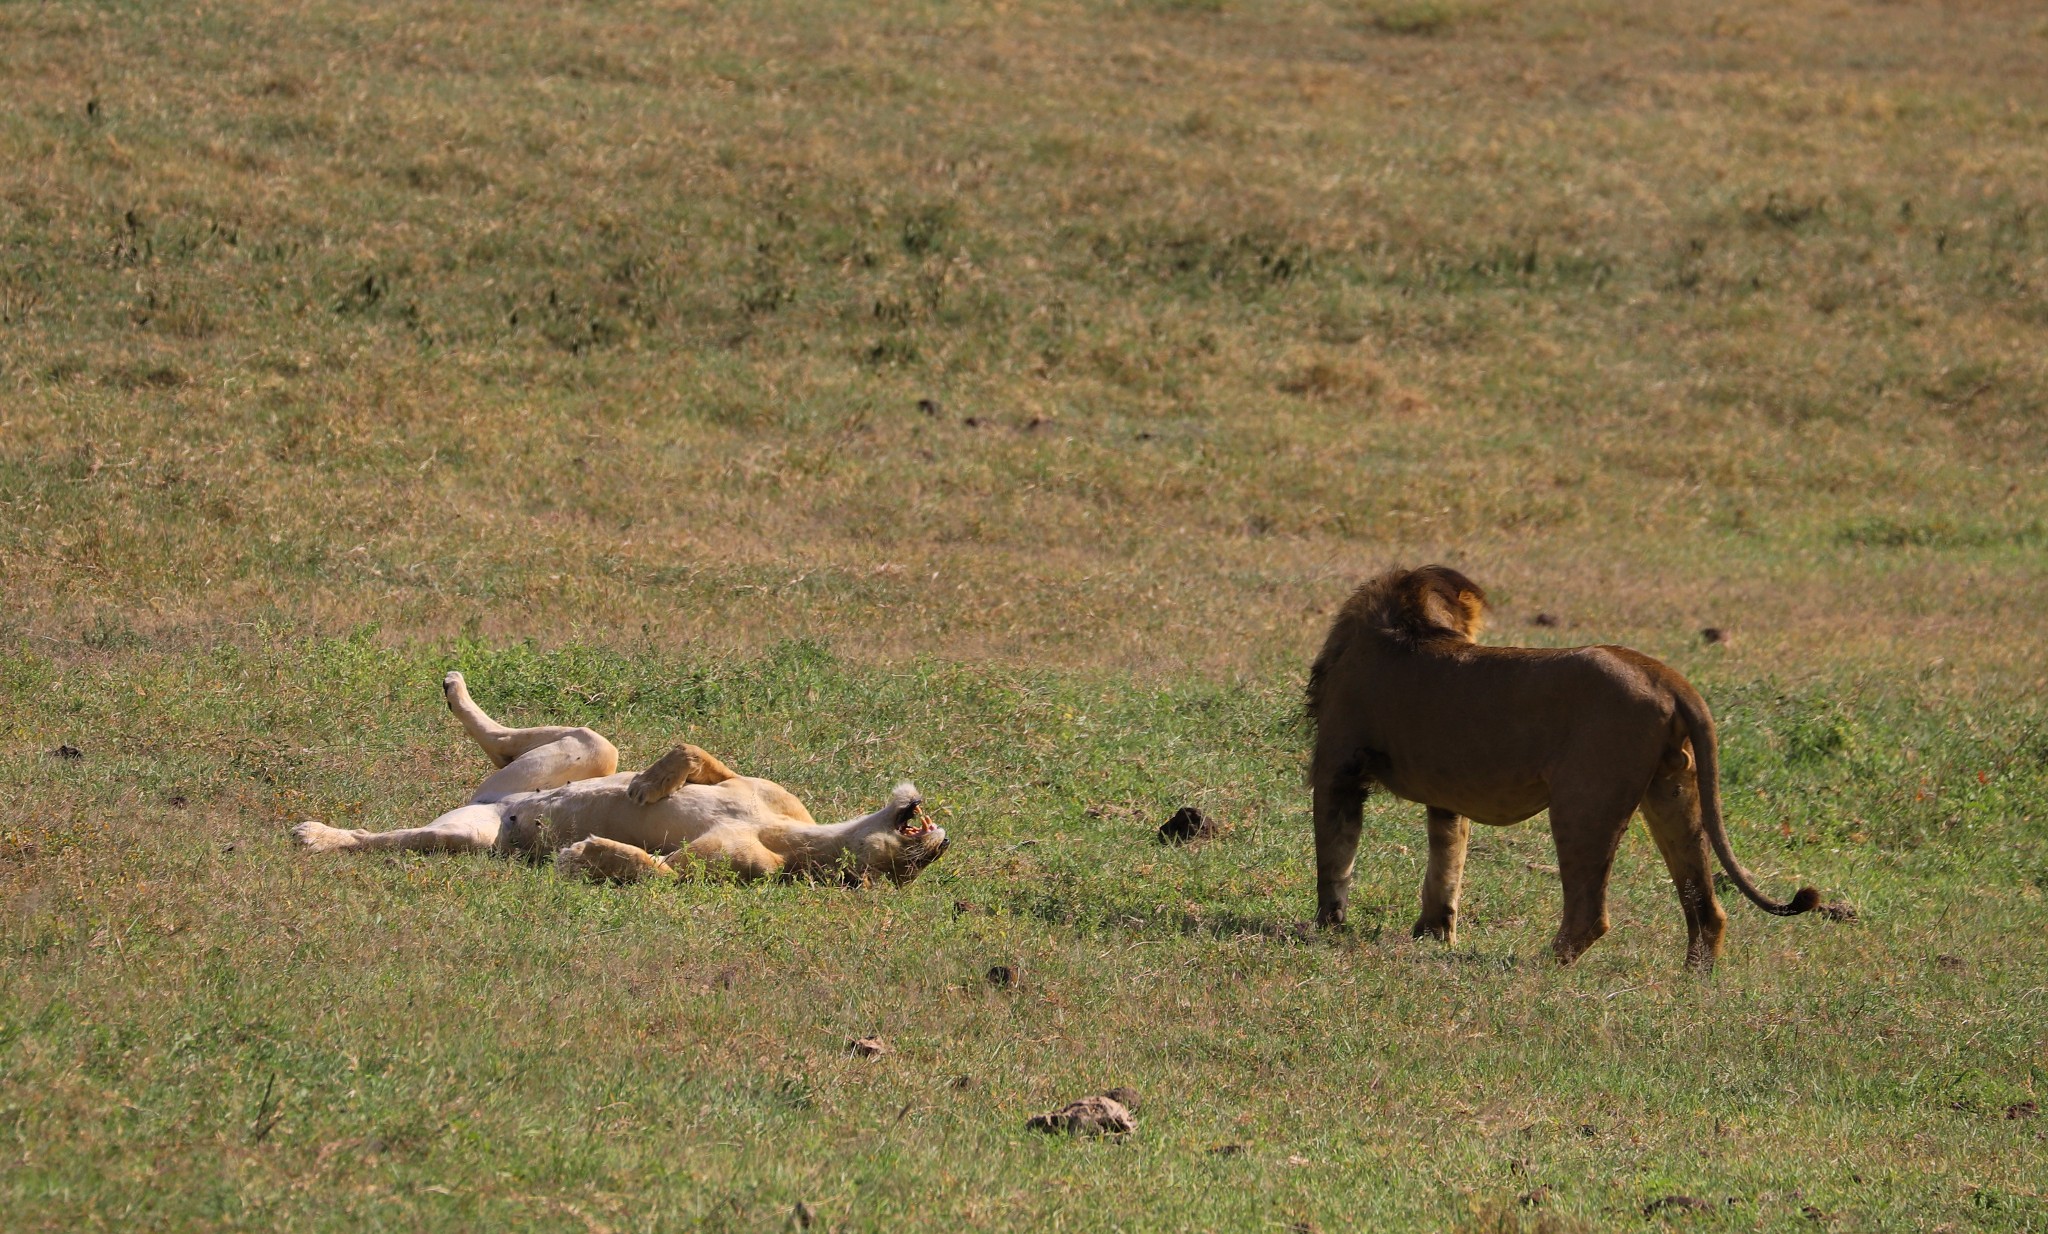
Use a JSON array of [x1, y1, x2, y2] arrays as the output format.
[[1305, 565, 1488, 721]]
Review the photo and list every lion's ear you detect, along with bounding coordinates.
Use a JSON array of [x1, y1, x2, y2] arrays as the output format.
[[1455, 589, 1486, 639], [1400, 566, 1485, 641]]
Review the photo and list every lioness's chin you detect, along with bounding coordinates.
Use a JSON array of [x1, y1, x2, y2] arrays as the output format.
[[887, 827, 950, 885]]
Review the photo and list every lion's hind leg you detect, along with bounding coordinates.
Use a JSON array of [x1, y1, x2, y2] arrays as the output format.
[[1545, 781, 1638, 966], [443, 671, 618, 780], [626, 743, 738, 806], [1640, 745, 1728, 971], [292, 802, 504, 856]]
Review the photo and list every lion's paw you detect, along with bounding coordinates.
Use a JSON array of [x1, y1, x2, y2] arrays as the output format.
[[292, 820, 355, 853]]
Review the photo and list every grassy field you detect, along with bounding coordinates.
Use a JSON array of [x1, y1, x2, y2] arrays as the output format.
[[3, 0, 2046, 1229]]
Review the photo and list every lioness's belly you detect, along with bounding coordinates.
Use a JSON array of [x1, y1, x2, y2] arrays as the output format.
[[510, 776, 796, 852]]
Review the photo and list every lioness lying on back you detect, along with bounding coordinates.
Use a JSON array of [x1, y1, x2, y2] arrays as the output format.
[[292, 672, 950, 886]]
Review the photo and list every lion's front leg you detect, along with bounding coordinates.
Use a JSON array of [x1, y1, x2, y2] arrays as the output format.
[[555, 836, 676, 884], [1313, 780, 1366, 928], [626, 743, 739, 806], [1413, 807, 1470, 943]]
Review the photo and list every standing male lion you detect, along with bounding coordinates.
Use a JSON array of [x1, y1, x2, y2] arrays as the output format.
[[1306, 566, 1818, 970]]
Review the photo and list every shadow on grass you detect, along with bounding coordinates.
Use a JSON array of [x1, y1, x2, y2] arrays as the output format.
[[1001, 889, 1383, 946]]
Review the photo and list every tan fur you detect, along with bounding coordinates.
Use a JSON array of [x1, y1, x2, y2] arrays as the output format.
[[627, 743, 739, 805], [1306, 566, 1819, 970], [292, 672, 949, 887]]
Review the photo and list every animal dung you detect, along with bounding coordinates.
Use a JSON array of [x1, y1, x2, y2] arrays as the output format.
[[49, 744, 82, 760], [1700, 626, 1728, 645], [1642, 1196, 1711, 1216], [1025, 1093, 1134, 1137], [847, 1036, 890, 1059], [1529, 612, 1559, 627], [1157, 806, 1216, 845]]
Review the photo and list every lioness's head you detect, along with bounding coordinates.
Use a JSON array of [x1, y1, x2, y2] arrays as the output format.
[[842, 782, 950, 886]]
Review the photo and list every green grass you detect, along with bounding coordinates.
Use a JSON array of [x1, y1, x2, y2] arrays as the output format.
[[3, 0, 2047, 1229], [5, 637, 2045, 1231]]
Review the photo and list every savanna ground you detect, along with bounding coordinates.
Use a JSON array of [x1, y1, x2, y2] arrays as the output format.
[[2, 0, 2046, 1229]]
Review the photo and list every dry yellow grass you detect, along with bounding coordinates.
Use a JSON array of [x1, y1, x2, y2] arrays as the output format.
[[2, 0, 2043, 687], [3, 2, 2048, 1230]]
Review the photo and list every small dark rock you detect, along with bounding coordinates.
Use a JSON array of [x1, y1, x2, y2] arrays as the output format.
[[2008, 1100, 2039, 1120], [1157, 806, 1216, 845], [1816, 900, 1858, 922], [848, 1036, 889, 1059], [1025, 1094, 1134, 1137], [1642, 1194, 1710, 1215], [1700, 626, 1728, 645], [985, 964, 1017, 989], [1529, 613, 1559, 627], [916, 397, 940, 416], [1135, 431, 1155, 441], [50, 744, 83, 761]]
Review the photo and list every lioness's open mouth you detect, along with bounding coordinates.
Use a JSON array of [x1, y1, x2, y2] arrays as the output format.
[[897, 802, 936, 837]]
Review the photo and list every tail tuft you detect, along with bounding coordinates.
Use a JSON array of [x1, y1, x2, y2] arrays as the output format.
[[1786, 886, 1822, 916]]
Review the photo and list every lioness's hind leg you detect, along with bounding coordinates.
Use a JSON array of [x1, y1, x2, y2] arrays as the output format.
[[468, 727, 619, 804], [443, 671, 611, 772], [1413, 807, 1471, 944], [1641, 748, 1727, 971], [292, 802, 504, 856]]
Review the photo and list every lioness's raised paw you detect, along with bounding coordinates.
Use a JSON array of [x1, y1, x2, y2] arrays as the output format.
[[292, 820, 355, 853], [628, 744, 699, 806]]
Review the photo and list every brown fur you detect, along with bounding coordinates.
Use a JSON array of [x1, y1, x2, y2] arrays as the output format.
[[1307, 566, 1819, 970]]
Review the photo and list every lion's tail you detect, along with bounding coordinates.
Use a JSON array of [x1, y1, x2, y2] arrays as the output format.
[[1674, 688, 1821, 918]]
